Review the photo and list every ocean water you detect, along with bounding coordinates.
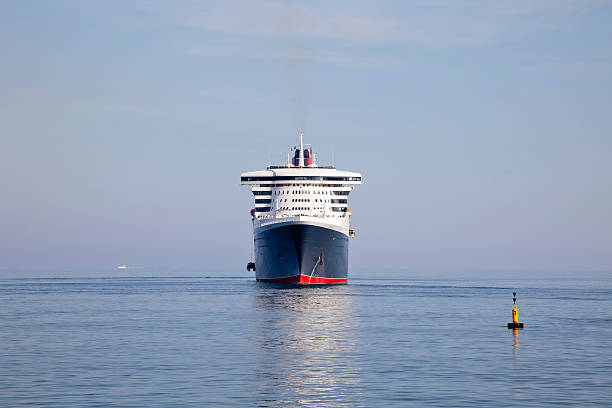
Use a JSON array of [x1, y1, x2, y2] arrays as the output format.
[[1, 271, 611, 407]]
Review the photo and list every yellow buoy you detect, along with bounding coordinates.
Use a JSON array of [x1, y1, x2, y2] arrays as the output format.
[[508, 292, 524, 329]]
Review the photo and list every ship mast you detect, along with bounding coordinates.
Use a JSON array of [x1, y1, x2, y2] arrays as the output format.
[[298, 132, 305, 167]]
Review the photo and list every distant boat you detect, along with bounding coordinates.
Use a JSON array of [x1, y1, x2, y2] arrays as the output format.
[[117, 265, 128, 270]]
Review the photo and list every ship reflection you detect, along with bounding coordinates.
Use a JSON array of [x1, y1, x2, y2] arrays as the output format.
[[511, 328, 520, 398], [252, 285, 361, 407]]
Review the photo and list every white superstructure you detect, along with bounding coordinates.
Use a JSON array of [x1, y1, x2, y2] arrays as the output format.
[[240, 133, 362, 235]]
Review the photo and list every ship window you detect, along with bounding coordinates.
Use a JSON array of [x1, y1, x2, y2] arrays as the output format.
[[241, 176, 361, 182], [331, 199, 347, 204], [255, 199, 271, 204]]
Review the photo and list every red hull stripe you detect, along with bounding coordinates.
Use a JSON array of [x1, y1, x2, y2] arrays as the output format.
[[257, 275, 347, 285]]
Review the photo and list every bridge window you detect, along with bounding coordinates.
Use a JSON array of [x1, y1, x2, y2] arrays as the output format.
[[242, 176, 361, 182]]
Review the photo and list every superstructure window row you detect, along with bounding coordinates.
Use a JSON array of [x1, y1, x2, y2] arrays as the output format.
[[332, 191, 350, 195], [330, 199, 347, 204], [252, 191, 271, 195], [255, 199, 272, 204], [331, 207, 348, 212], [242, 176, 361, 182], [259, 184, 345, 188], [255, 207, 271, 212], [290, 190, 330, 194]]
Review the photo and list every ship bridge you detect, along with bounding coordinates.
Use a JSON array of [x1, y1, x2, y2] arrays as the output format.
[[240, 133, 362, 222]]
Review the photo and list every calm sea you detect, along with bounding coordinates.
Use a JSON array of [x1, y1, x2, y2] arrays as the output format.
[[1, 271, 611, 407]]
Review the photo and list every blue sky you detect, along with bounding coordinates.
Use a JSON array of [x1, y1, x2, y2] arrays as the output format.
[[1, 0, 611, 273]]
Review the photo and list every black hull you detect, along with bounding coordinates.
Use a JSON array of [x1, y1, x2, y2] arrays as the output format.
[[254, 223, 349, 284]]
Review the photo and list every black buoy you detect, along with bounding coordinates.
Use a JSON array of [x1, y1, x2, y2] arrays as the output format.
[[247, 262, 256, 272], [507, 292, 524, 329]]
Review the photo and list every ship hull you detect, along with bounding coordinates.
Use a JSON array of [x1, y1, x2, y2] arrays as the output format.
[[254, 223, 349, 285]]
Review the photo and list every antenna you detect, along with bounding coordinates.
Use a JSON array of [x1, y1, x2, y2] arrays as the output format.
[[298, 131, 305, 167]]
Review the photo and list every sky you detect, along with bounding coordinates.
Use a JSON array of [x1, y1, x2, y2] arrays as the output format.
[[1, 0, 611, 273]]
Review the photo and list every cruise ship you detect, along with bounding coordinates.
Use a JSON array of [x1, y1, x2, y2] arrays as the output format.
[[241, 133, 362, 285]]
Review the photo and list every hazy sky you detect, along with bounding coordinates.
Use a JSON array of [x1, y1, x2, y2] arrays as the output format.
[[1, 0, 611, 273]]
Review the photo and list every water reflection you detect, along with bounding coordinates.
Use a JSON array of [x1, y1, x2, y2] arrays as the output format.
[[511, 328, 520, 398], [512, 328, 519, 353], [251, 285, 361, 407]]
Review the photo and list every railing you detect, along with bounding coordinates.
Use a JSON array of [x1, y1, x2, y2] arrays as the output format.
[[257, 212, 348, 220], [267, 165, 336, 169]]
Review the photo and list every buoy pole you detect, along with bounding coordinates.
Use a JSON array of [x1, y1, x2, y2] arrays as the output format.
[[507, 292, 524, 329], [512, 295, 519, 324]]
